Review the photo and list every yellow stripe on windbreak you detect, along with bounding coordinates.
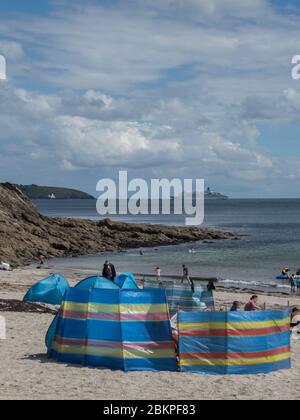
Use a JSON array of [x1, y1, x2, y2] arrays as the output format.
[[119, 304, 167, 314], [52, 343, 174, 359], [180, 352, 291, 367], [62, 301, 167, 314], [52, 342, 123, 358], [179, 318, 290, 331], [62, 302, 119, 313]]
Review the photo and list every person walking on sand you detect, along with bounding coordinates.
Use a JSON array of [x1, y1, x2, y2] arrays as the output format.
[[244, 295, 262, 311], [181, 264, 195, 293], [181, 264, 189, 283]]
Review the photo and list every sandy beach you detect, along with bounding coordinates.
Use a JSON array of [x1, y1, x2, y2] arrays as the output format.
[[1, 266, 300, 401]]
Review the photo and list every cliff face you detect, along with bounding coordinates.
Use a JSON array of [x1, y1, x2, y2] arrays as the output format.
[[0, 183, 236, 266]]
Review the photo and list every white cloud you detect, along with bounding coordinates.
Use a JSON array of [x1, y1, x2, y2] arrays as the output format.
[[0, 40, 24, 61], [1, 0, 300, 196]]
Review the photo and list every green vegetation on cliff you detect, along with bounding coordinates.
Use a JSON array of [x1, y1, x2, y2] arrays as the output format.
[[16, 184, 95, 200]]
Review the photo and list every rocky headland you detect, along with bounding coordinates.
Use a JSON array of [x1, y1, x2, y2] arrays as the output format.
[[0, 183, 238, 266]]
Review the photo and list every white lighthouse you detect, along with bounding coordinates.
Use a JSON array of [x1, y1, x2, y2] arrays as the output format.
[[0, 55, 7, 80]]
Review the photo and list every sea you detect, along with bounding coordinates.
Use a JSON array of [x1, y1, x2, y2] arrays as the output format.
[[34, 199, 300, 294]]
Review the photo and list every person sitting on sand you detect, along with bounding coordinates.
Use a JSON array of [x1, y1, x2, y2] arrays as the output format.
[[244, 295, 262, 311], [230, 301, 241, 312], [291, 308, 300, 328]]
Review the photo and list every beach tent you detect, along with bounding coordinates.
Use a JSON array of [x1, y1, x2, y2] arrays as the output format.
[[144, 280, 214, 313], [178, 309, 291, 375], [47, 288, 177, 372], [75, 276, 119, 290], [114, 272, 139, 290], [23, 273, 69, 305]]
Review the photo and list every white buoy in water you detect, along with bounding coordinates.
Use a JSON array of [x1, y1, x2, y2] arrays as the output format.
[[0, 55, 6, 80]]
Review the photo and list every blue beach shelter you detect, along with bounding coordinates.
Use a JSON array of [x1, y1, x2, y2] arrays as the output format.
[[115, 272, 139, 289], [75, 276, 119, 290], [23, 273, 69, 305]]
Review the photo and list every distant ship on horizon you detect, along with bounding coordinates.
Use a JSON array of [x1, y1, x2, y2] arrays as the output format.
[[204, 187, 229, 200], [174, 187, 229, 201]]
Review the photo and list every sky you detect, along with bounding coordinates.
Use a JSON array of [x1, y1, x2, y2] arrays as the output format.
[[1, 0, 300, 197]]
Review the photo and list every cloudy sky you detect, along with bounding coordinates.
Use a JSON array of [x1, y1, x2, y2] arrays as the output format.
[[1, 0, 300, 197]]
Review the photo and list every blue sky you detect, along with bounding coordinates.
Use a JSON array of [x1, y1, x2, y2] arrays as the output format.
[[0, 0, 51, 14], [1, 0, 300, 197]]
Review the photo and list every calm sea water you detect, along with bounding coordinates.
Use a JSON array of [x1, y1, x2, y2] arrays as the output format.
[[34, 199, 300, 293]]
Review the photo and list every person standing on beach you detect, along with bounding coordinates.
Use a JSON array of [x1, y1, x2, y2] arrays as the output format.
[[290, 274, 297, 294], [102, 261, 116, 281], [155, 266, 161, 282], [207, 279, 216, 292], [181, 264, 189, 283], [244, 296, 262, 311], [38, 254, 45, 268], [297, 278, 300, 294]]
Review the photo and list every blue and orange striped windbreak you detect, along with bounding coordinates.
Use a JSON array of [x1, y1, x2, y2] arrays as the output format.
[[49, 288, 177, 372], [178, 310, 291, 375]]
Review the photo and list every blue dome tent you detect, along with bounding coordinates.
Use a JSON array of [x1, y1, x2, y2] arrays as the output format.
[[75, 276, 119, 290], [23, 273, 69, 306], [115, 272, 139, 289]]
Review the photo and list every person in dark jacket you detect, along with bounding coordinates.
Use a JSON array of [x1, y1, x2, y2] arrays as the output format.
[[207, 279, 216, 292], [102, 261, 117, 281]]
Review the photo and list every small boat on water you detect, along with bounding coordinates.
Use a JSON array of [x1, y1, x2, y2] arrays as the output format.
[[48, 193, 56, 199], [276, 267, 290, 280], [276, 274, 290, 280]]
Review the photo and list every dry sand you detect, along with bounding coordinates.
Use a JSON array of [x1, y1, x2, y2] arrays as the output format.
[[1, 266, 300, 400]]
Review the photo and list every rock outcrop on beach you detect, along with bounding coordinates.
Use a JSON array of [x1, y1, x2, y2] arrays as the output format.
[[0, 183, 237, 266]]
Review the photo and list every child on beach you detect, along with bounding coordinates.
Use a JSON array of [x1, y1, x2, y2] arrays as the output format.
[[230, 301, 241, 311], [155, 267, 161, 281]]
